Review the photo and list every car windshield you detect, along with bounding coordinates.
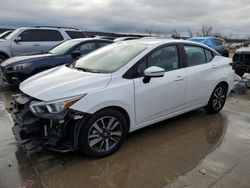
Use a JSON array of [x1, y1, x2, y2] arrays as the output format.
[[5, 28, 22, 40], [73, 42, 149, 73], [49, 40, 81, 55]]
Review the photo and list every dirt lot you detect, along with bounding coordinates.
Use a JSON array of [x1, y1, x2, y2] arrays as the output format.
[[0, 76, 250, 188]]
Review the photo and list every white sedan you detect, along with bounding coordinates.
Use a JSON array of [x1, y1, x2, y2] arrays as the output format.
[[11, 39, 234, 157]]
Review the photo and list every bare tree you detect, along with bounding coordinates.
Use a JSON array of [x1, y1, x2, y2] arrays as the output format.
[[146, 29, 152, 36], [171, 29, 180, 39], [201, 25, 213, 37], [187, 29, 193, 38]]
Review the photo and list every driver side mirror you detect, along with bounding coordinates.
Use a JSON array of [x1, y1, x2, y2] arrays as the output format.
[[143, 66, 165, 83], [71, 51, 81, 59], [14, 37, 22, 43]]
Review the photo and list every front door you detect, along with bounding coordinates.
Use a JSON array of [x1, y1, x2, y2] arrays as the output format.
[[11, 29, 42, 56], [133, 45, 186, 125]]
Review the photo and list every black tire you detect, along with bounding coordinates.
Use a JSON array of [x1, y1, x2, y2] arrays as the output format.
[[79, 108, 128, 158], [235, 70, 244, 77], [0, 54, 8, 64], [222, 53, 229, 57], [205, 83, 227, 114]]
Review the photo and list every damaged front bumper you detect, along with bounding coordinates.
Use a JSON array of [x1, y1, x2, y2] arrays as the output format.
[[10, 94, 86, 154]]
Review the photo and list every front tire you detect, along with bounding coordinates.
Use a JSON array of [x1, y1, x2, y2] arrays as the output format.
[[79, 109, 128, 158], [205, 84, 227, 114]]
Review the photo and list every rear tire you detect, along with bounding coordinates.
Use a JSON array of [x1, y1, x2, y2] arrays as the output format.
[[79, 109, 128, 158], [205, 83, 227, 114]]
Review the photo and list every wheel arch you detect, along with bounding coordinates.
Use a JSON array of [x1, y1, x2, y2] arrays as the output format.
[[73, 105, 131, 149], [0, 51, 10, 59]]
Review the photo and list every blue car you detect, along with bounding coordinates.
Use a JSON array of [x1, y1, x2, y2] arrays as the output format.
[[189, 37, 229, 57], [0, 38, 113, 85]]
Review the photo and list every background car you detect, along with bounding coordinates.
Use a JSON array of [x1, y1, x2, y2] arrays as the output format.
[[11, 39, 234, 157], [189, 37, 229, 57], [0, 38, 112, 85], [232, 47, 250, 77], [0, 26, 87, 62], [0, 30, 13, 39]]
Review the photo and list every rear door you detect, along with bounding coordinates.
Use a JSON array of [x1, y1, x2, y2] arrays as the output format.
[[133, 44, 187, 125], [11, 29, 42, 56], [183, 45, 218, 108], [40, 29, 64, 53]]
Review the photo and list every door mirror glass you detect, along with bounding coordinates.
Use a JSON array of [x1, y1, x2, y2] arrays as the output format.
[[14, 37, 22, 43]]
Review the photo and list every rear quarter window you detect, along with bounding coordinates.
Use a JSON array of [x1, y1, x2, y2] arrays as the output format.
[[66, 31, 86, 39]]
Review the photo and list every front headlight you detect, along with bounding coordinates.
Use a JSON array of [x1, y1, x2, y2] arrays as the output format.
[[13, 63, 32, 71], [29, 95, 86, 114]]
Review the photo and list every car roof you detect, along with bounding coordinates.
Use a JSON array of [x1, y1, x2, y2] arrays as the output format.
[[68, 38, 113, 43], [17, 26, 81, 31], [121, 38, 207, 46]]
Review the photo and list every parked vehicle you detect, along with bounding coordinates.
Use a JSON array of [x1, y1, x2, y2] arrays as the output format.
[[232, 47, 250, 77], [189, 37, 229, 57], [114, 37, 140, 42], [0, 30, 13, 39], [0, 26, 87, 62], [0, 38, 112, 85], [11, 39, 234, 157]]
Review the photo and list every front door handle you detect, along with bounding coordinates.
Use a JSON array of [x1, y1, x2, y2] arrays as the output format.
[[33, 44, 40, 47], [175, 75, 184, 81]]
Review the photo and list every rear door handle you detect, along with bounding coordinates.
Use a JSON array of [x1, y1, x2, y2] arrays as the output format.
[[33, 44, 40, 47], [175, 75, 185, 81]]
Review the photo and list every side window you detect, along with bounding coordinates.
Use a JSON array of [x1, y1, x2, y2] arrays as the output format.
[[18, 30, 39, 42], [215, 39, 223, 46], [148, 45, 179, 71], [135, 45, 180, 77], [97, 42, 111, 48], [72, 42, 96, 55], [40, 30, 63, 41], [205, 49, 213, 62], [184, 46, 206, 67], [65, 31, 85, 39]]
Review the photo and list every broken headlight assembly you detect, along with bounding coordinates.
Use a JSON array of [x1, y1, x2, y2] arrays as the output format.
[[29, 94, 86, 115]]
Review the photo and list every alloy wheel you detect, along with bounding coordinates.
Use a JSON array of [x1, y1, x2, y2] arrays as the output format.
[[212, 86, 226, 111], [87, 116, 122, 152]]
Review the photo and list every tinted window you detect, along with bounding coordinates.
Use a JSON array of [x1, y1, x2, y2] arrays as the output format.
[[66, 31, 85, 39], [72, 42, 96, 55], [205, 49, 213, 62], [40, 30, 63, 41], [184, 46, 206, 67], [18, 30, 39, 42]]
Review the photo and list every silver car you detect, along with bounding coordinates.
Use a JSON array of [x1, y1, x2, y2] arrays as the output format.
[[0, 26, 86, 63]]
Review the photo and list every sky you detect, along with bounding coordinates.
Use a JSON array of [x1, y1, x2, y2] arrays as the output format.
[[0, 0, 250, 38]]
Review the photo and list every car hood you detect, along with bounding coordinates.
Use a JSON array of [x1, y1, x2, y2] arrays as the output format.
[[1, 53, 56, 67], [20, 65, 112, 101]]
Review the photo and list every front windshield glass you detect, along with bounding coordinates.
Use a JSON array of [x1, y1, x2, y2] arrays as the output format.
[[5, 29, 22, 40], [49, 40, 81, 55], [73, 42, 149, 73]]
